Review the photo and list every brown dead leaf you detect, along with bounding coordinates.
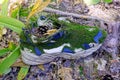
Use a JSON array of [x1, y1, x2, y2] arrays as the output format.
[[12, 59, 27, 67], [44, 29, 57, 35], [58, 67, 73, 80], [38, 64, 45, 71]]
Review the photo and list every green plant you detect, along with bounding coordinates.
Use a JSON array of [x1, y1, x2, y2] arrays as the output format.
[[0, 0, 9, 38], [0, 16, 25, 34], [103, 0, 112, 3], [0, 45, 20, 75], [0, 0, 107, 78], [0, 0, 50, 77], [0, 0, 9, 16], [83, 0, 113, 5]]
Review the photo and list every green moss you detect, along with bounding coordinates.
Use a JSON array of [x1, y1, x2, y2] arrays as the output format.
[[36, 21, 106, 50], [20, 16, 107, 53]]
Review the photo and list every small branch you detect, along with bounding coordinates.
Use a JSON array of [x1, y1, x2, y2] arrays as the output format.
[[44, 7, 103, 21]]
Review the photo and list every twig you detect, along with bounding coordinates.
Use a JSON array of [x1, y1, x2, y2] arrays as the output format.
[[44, 7, 103, 21]]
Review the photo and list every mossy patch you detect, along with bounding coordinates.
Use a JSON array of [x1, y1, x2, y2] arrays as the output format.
[[20, 16, 107, 53]]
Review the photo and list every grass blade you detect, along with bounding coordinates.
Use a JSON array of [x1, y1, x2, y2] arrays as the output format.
[[10, 6, 20, 18], [0, 0, 9, 16], [0, 45, 20, 75], [17, 66, 29, 80], [0, 48, 9, 57], [0, 42, 17, 57], [83, 0, 100, 5], [0, 0, 10, 30], [103, 0, 112, 3], [0, 16, 25, 34]]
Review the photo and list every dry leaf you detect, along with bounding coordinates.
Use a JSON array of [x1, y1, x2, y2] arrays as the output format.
[[73, 0, 83, 5], [58, 67, 73, 80], [27, 0, 51, 20], [44, 29, 57, 35], [38, 64, 45, 70], [12, 59, 27, 67], [32, 0, 43, 11]]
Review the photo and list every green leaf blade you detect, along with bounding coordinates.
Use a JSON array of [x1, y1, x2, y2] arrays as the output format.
[[0, 16, 25, 34], [0, 0, 9, 16], [103, 0, 112, 3], [11, 7, 20, 18], [84, 0, 100, 5], [0, 48, 9, 57], [0, 45, 20, 75], [17, 66, 29, 80]]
